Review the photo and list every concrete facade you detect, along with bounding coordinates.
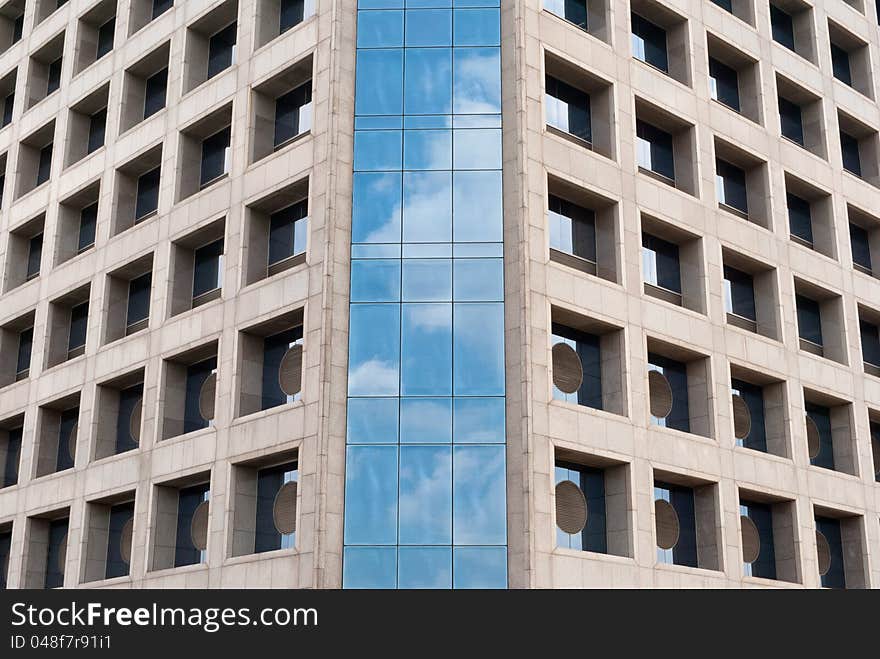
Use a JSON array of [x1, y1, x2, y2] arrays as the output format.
[[0, 0, 878, 589]]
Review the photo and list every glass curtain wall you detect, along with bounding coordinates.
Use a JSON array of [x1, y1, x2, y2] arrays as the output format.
[[344, 0, 507, 589]]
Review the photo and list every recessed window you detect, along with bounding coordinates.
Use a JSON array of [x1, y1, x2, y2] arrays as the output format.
[[256, 0, 315, 48], [830, 42, 851, 86], [787, 193, 812, 245], [784, 174, 835, 258], [120, 43, 170, 130], [544, 0, 610, 40], [770, 1, 814, 62], [637, 120, 674, 181], [858, 306, 880, 377], [554, 454, 631, 558], [104, 255, 153, 343], [46, 285, 90, 367], [183, 1, 239, 93], [828, 21, 872, 98], [634, 99, 698, 195], [722, 250, 780, 340], [207, 22, 236, 79], [653, 476, 720, 570], [0, 2, 25, 52], [73, 0, 116, 74], [709, 0, 753, 23], [548, 194, 596, 271], [713, 138, 770, 227], [143, 68, 167, 118], [26, 32, 65, 108], [838, 111, 880, 185], [5, 215, 46, 291], [94, 371, 144, 460], [237, 310, 305, 417], [0, 69, 16, 128], [129, 0, 173, 35], [708, 56, 740, 112], [803, 389, 856, 475], [96, 18, 115, 58], [715, 159, 747, 216], [195, 125, 231, 191], [24, 513, 69, 588], [869, 413, 880, 482], [251, 56, 313, 162], [814, 510, 867, 589], [169, 220, 226, 315], [1, 313, 35, 385], [631, 13, 668, 72], [0, 525, 10, 588], [34, 399, 78, 478], [546, 75, 590, 144], [642, 233, 681, 303], [739, 493, 799, 583], [56, 183, 100, 263], [46, 58, 62, 95], [135, 168, 160, 221], [244, 179, 310, 283], [65, 83, 110, 166], [630, 1, 690, 85], [231, 457, 299, 557], [82, 498, 135, 582], [848, 205, 879, 277], [150, 477, 211, 571], [647, 338, 712, 437], [640, 215, 705, 313], [730, 365, 789, 457], [723, 266, 756, 329], [160, 343, 218, 440], [274, 82, 312, 150], [0, 415, 25, 489], [192, 240, 224, 307], [778, 96, 803, 145], [36, 144, 53, 187]]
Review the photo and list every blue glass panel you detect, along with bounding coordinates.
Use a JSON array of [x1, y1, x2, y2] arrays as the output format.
[[405, 9, 452, 46], [355, 50, 403, 115], [453, 114, 501, 128], [402, 258, 452, 301], [453, 397, 505, 443], [453, 303, 504, 395], [398, 546, 452, 588], [347, 397, 400, 443], [452, 546, 507, 588], [357, 10, 404, 47], [453, 445, 506, 544], [453, 258, 503, 301], [403, 172, 452, 242], [399, 445, 452, 543], [359, 0, 404, 8], [454, 0, 500, 7], [400, 397, 452, 442], [453, 242, 503, 257], [356, 116, 404, 130], [453, 48, 501, 113], [453, 171, 502, 242], [352, 244, 401, 259], [351, 259, 401, 302], [348, 304, 400, 396], [343, 546, 397, 588], [406, 0, 452, 9], [453, 9, 500, 46], [344, 445, 399, 544], [401, 303, 452, 395], [405, 48, 453, 114], [404, 130, 452, 170], [453, 128, 502, 169], [354, 130, 403, 171], [352, 173, 402, 243]]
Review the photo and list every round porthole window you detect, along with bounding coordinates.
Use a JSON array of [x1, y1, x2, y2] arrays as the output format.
[[278, 345, 303, 398], [57, 533, 67, 573], [68, 423, 78, 462], [120, 518, 134, 565], [555, 480, 588, 535], [805, 415, 821, 460], [198, 373, 217, 422], [740, 515, 761, 564], [129, 399, 142, 446], [648, 370, 674, 419], [273, 481, 298, 535], [654, 499, 680, 550], [190, 501, 209, 552], [816, 530, 832, 576], [551, 343, 583, 395], [732, 394, 752, 441]]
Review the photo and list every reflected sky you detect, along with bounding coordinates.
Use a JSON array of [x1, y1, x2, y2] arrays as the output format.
[[348, 304, 400, 396], [399, 445, 452, 544], [403, 172, 452, 242], [352, 172, 402, 243], [402, 303, 452, 395], [400, 397, 452, 443], [453, 445, 506, 544], [453, 303, 505, 395], [344, 445, 399, 544]]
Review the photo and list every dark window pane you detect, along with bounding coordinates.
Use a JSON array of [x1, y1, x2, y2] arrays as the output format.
[[16, 328, 33, 375], [96, 17, 115, 59], [787, 193, 813, 244], [636, 120, 675, 180], [184, 358, 216, 434], [152, 0, 173, 20], [545, 75, 591, 142], [2, 92, 13, 127], [37, 144, 53, 186], [281, 0, 307, 34], [816, 517, 845, 588], [796, 294, 823, 346], [741, 501, 776, 579], [552, 324, 602, 409], [105, 502, 134, 579], [841, 131, 862, 176], [143, 67, 168, 119], [68, 301, 88, 351], [55, 407, 77, 471], [274, 81, 312, 148], [642, 233, 681, 293], [78, 202, 98, 250], [88, 108, 107, 154], [12, 15, 23, 43], [655, 483, 696, 566], [200, 126, 231, 186], [850, 222, 872, 272], [0, 531, 8, 588], [135, 167, 160, 220], [26, 233, 43, 279], [255, 462, 298, 553], [631, 13, 668, 72], [545, 0, 588, 30], [555, 462, 606, 552], [732, 379, 766, 452], [207, 22, 237, 79], [709, 57, 740, 112], [174, 483, 209, 567], [770, 4, 795, 51], [193, 239, 224, 298], [711, 0, 733, 11], [648, 354, 689, 433], [724, 265, 756, 321], [126, 272, 151, 327], [860, 320, 880, 367], [547, 194, 596, 262], [268, 200, 308, 265], [2, 427, 21, 487], [806, 403, 834, 470], [831, 43, 852, 86], [778, 96, 804, 145], [47, 58, 62, 95], [716, 159, 748, 214], [115, 384, 142, 453], [45, 519, 68, 588], [262, 326, 303, 410]]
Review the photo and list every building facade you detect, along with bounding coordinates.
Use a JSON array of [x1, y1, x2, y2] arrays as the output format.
[[0, 0, 879, 589]]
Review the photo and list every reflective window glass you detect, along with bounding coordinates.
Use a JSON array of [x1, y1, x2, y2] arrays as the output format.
[[2, 427, 21, 487], [135, 167, 161, 220], [548, 195, 596, 262], [796, 294, 823, 346], [399, 445, 452, 544], [352, 172, 402, 243], [343, 546, 397, 588], [268, 200, 308, 264], [631, 13, 667, 72], [454, 8, 500, 46], [400, 398, 452, 443], [402, 258, 452, 301], [354, 130, 403, 171], [351, 259, 401, 302], [126, 272, 152, 327], [356, 49, 404, 115], [403, 171, 452, 242], [88, 109, 107, 154], [255, 462, 298, 553], [261, 326, 303, 409], [144, 68, 168, 119], [16, 328, 33, 376], [453, 128, 501, 169], [344, 445, 399, 544], [116, 384, 142, 454], [207, 22, 237, 80], [453, 303, 504, 395], [184, 358, 216, 434], [348, 304, 400, 396], [105, 502, 134, 579], [68, 301, 89, 352], [405, 9, 452, 46], [401, 303, 452, 395], [79, 203, 98, 251], [174, 484, 209, 567], [192, 240, 223, 298], [453, 258, 503, 301], [398, 546, 451, 588], [453, 397, 505, 443], [405, 48, 452, 114], [347, 397, 399, 443], [357, 10, 404, 47], [452, 445, 506, 544], [453, 171, 502, 242], [452, 546, 507, 588], [404, 129, 452, 170], [453, 48, 501, 113]]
